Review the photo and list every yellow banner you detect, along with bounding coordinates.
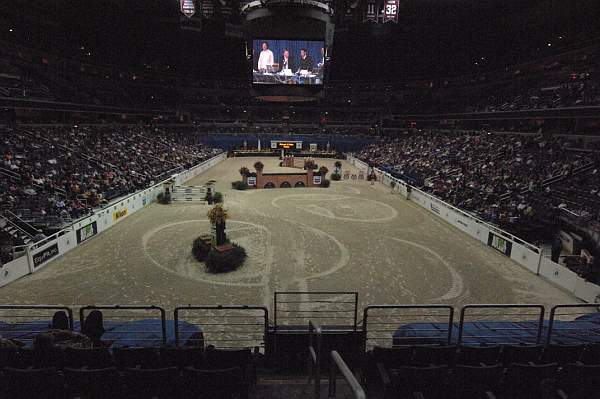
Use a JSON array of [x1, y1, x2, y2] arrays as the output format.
[[113, 208, 128, 221]]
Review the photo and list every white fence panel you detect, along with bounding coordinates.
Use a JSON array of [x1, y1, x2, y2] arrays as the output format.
[[0, 256, 30, 287], [539, 257, 580, 294]]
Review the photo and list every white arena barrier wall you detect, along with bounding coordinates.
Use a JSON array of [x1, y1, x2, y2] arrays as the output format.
[[0, 153, 227, 288], [346, 154, 600, 303]]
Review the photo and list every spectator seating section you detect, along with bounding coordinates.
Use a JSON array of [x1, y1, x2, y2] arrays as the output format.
[[1, 126, 222, 227], [372, 344, 600, 399], [0, 347, 250, 399]]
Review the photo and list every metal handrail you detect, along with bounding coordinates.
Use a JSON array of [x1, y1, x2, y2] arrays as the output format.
[[308, 320, 323, 399], [363, 305, 454, 350], [0, 305, 74, 332], [173, 305, 269, 348], [329, 351, 366, 399], [274, 292, 359, 328], [546, 304, 600, 345], [458, 304, 545, 345], [79, 305, 167, 346]]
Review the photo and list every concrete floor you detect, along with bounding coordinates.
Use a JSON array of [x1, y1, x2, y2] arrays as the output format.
[[0, 157, 576, 317]]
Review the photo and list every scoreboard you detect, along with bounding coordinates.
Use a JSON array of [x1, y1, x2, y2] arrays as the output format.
[[271, 140, 302, 150]]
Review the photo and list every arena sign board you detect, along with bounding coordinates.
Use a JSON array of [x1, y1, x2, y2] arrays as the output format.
[[33, 243, 59, 268], [113, 208, 128, 222], [271, 141, 302, 150], [487, 232, 513, 257], [76, 221, 98, 244]]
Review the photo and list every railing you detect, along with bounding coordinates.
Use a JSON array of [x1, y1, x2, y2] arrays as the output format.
[[458, 304, 546, 345], [328, 351, 366, 399], [0, 301, 597, 351], [174, 305, 269, 349], [0, 305, 74, 343], [28, 226, 72, 252], [274, 292, 359, 330], [79, 305, 167, 346], [363, 305, 454, 349], [3, 210, 38, 239], [546, 304, 600, 345], [308, 320, 323, 399]]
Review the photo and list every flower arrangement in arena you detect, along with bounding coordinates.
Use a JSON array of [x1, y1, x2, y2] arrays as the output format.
[[207, 203, 229, 225], [192, 204, 246, 273]]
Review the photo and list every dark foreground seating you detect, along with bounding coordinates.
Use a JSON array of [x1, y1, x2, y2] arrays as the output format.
[[181, 367, 247, 399], [63, 367, 121, 398]]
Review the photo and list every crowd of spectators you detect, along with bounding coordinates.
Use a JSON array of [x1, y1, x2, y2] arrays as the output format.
[[0, 126, 221, 228], [356, 130, 599, 242]]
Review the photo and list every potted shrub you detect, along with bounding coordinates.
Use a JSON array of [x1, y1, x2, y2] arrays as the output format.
[[253, 161, 264, 172], [319, 166, 329, 177], [304, 159, 316, 170], [205, 243, 247, 273], [213, 192, 224, 203], [231, 181, 249, 190], [192, 237, 212, 262], [239, 166, 250, 177]]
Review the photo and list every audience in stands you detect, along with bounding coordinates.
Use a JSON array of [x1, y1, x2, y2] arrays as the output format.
[[0, 126, 221, 227], [356, 130, 598, 243]]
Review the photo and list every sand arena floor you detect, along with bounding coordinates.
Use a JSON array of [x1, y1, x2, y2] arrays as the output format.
[[0, 157, 576, 315]]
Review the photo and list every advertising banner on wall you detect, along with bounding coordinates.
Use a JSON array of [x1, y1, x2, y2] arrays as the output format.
[[113, 208, 128, 222], [33, 244, 59, 268], [487, 232, 513, 257], [76, 221, 98, 244]]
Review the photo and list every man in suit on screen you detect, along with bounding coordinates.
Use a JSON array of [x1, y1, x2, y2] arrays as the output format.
[[279, 50, 295, 72], [297, 48, 314, 72]]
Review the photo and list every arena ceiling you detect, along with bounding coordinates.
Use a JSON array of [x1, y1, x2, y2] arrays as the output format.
[[2, 0, 600, 79]]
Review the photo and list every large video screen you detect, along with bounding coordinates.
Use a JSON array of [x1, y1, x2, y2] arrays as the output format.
[[252, 39, 325, 86]]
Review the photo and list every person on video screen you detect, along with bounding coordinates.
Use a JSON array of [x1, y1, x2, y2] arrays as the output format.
[[279, 49, 295, 72], [257, 42, 274, 72], [297, 48, 314, 72], [318, 47, 325, 68]]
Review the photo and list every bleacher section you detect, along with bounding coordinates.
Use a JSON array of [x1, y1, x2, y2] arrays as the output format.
[[0, 295, 599, 398], [0, 126, 222, 229], [356, 131, 600, 244]]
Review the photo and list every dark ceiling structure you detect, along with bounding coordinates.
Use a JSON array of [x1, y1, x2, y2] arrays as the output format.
[[2, 0, 600, 80]]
